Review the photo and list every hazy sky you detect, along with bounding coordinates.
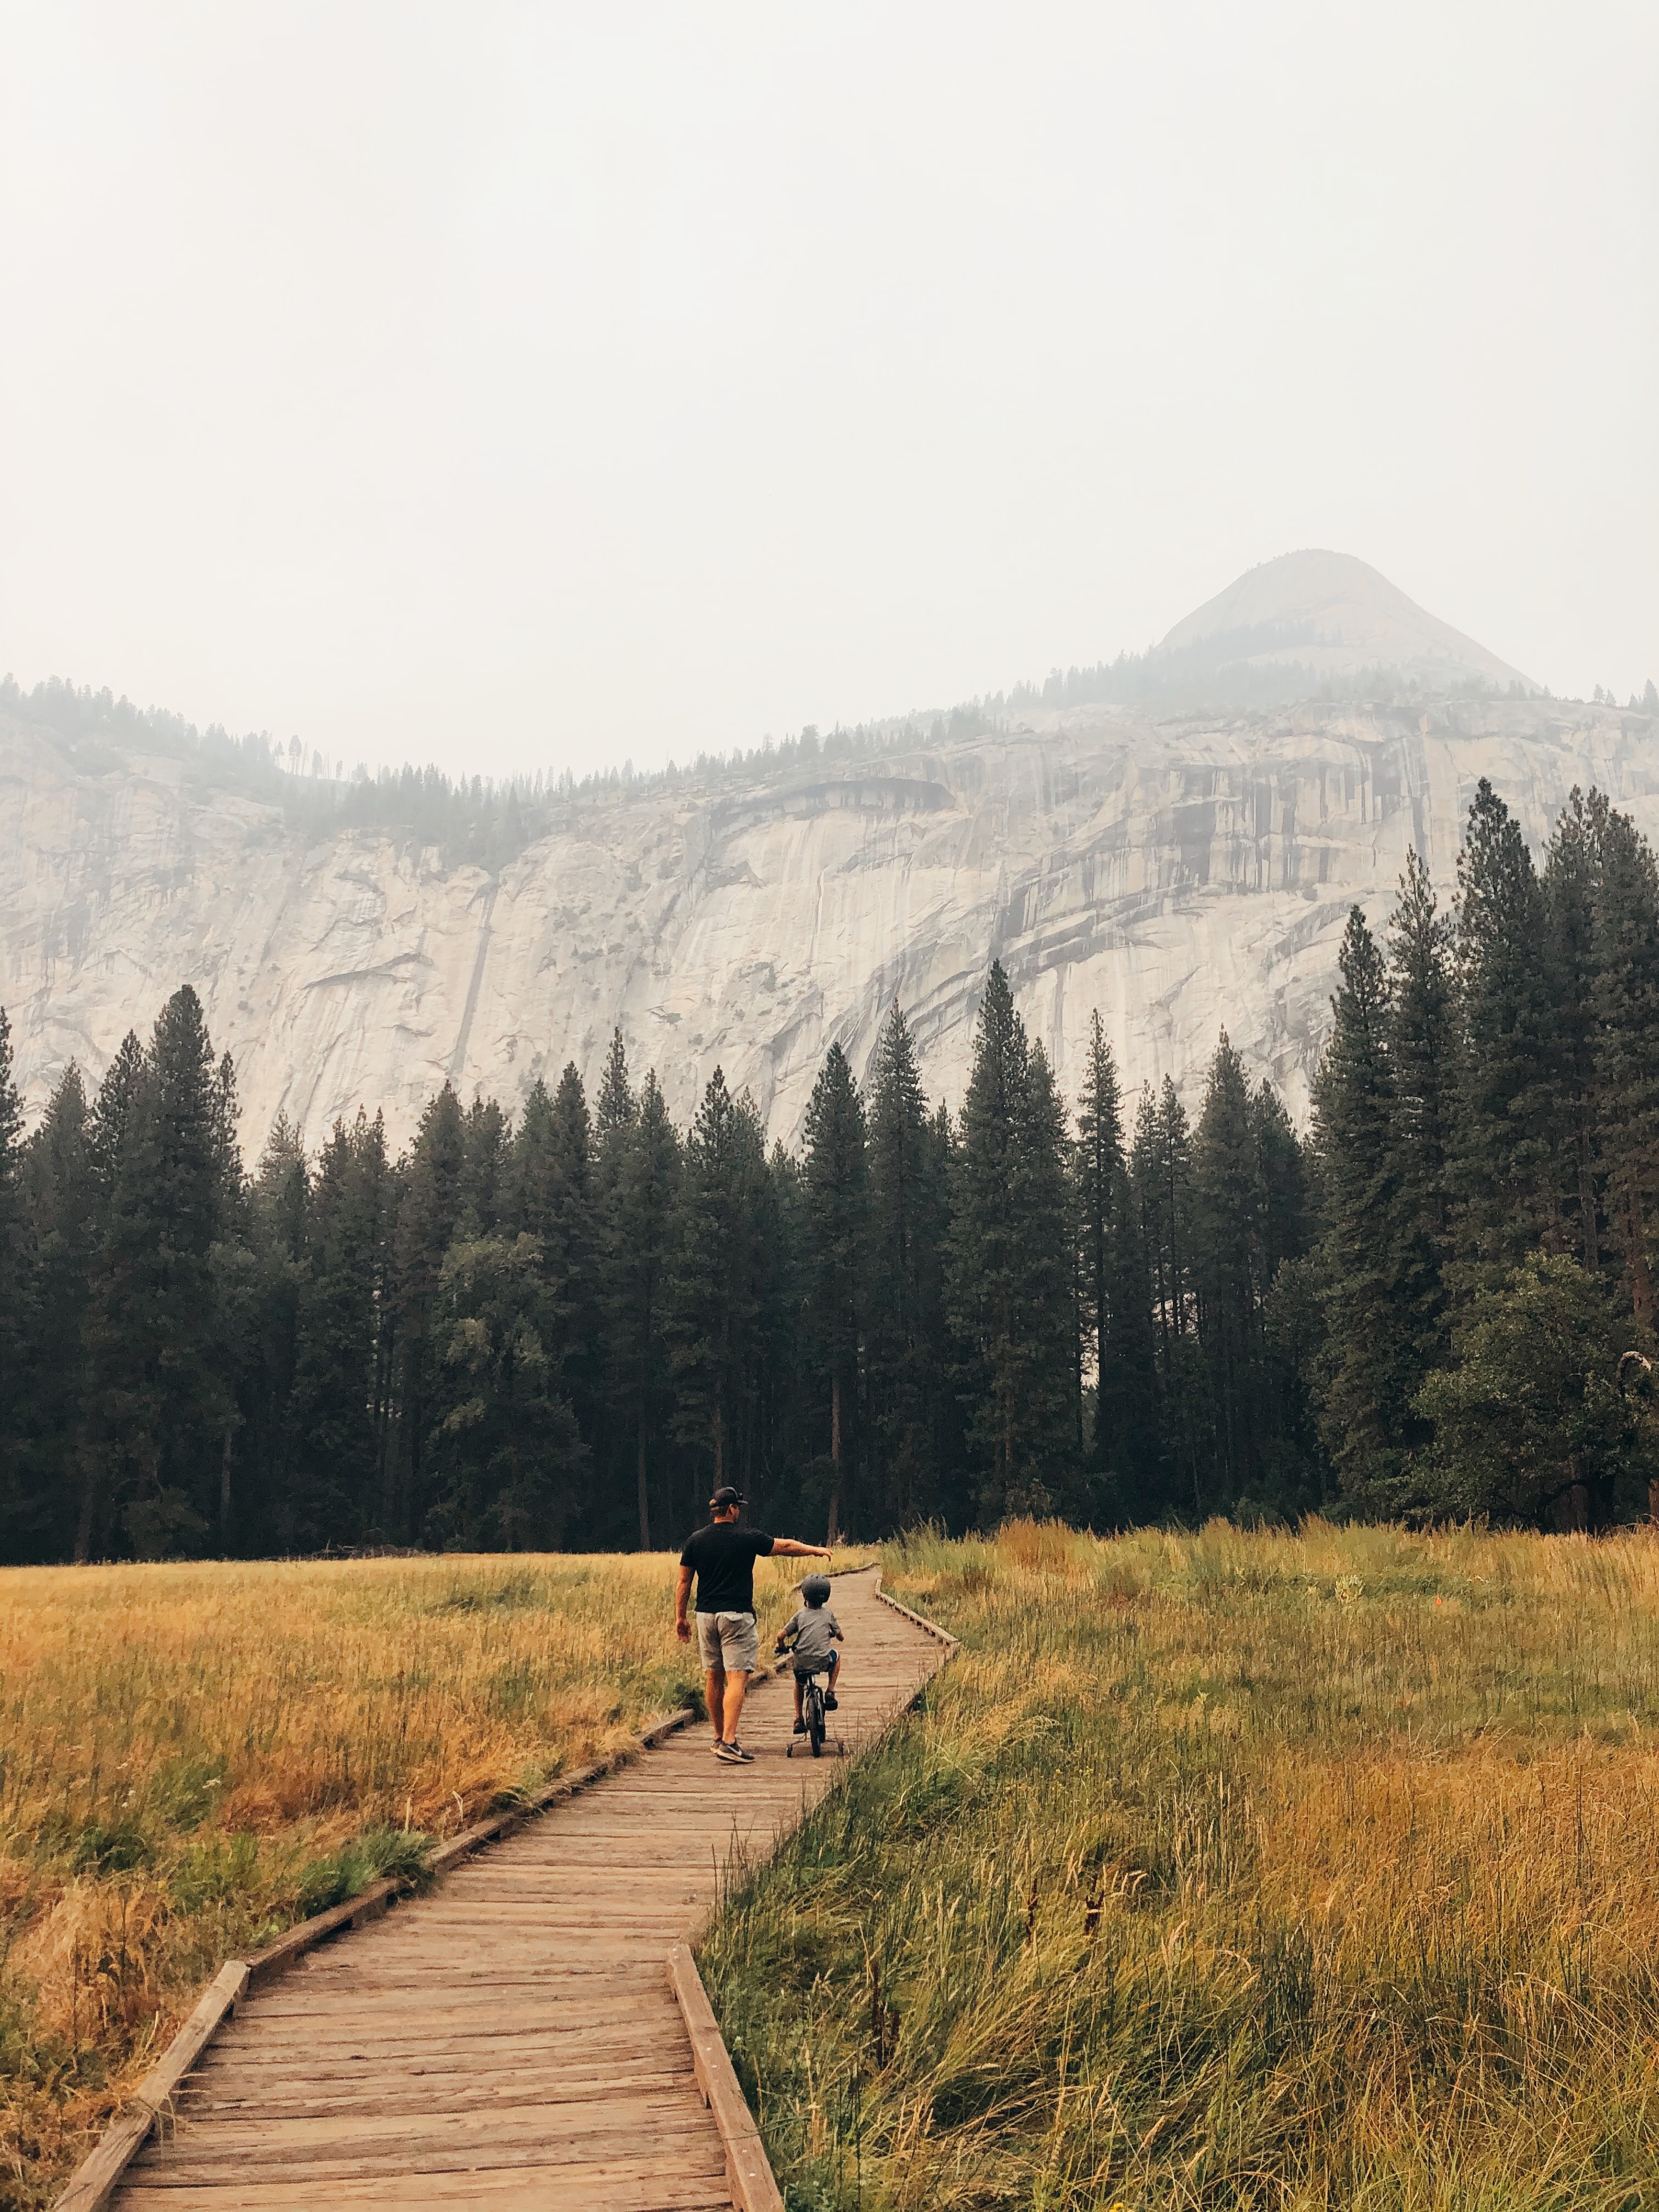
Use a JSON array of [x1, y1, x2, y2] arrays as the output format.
[[4, 2, 1655, 780]]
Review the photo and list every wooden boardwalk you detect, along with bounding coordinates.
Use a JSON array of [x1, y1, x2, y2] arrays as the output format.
[[112, 1571, 945, 2210]]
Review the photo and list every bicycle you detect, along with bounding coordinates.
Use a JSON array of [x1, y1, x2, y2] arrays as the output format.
[[786, 1665, 837, 1759]]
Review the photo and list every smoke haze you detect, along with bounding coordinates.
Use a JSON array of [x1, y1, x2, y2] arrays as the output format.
[[2, 1, 1654, 775]]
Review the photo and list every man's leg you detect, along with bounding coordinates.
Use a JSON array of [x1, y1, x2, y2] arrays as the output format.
[[705, 1665, 726, 1745], [722, 1670, 751, 1743]]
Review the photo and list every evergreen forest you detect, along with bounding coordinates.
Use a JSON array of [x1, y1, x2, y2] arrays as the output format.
[[3, 774, 1659, 1562]]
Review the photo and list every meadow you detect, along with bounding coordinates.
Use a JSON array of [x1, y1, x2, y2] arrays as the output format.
[[703, 1523, 1659, 2212], [0, 1549, 811, 2208]]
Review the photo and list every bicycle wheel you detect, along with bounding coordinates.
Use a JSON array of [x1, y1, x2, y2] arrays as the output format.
[[807, 1682, 826, 1757]]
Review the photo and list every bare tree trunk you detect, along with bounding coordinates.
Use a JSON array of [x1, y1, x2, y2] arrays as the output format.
[[636, 1419, 651, 1551], [74, 1454, 98, 1564], [1626, 1183, 1655, 1337], [219, 1424, 234, 1541], [827, 1373, 843, 1545], [1579, 1128, 1599, 1275], [1567, 1455, 1589, 1533]]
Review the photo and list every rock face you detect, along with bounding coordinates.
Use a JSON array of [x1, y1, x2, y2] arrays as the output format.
[[5, 687, 1657, 1155], [1153, 549, 1533, 692]]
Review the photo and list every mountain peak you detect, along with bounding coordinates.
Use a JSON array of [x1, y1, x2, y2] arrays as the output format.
[[1153, 549, 1531, 693]]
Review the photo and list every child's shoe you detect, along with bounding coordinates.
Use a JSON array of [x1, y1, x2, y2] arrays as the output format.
[[793, 1718, 806, 1734], [823, 1694, 838, 1711]]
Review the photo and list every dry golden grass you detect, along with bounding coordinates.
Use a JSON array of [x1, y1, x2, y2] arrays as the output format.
[[703, 1522, 1659, 2211], [0, 1549, 821, 2210]]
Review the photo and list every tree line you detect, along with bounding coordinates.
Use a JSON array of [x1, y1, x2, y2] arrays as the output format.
[[1309, 780, 1659, 1528], [5, 771, 1659, 1559], [0, 959, 1319, 1560]]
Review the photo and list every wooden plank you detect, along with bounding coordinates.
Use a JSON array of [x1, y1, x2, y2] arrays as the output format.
[[136, 2084, 712, 2162], [126, 2108, 717, 2185], [219, 2001, 681, 2044], [180, 2059, 694, 2120], [667, 1945, 783, 2212], [261, 1965, 680, 2000], [117, 2157, 732, 2208], [193, 2022, 690, 2080], [55, 1962, 251, 2212]]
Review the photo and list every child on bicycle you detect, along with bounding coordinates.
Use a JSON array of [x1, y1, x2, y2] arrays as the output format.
[[775, 1574, 844, 1734]]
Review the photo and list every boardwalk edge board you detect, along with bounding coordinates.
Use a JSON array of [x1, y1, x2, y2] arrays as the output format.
[[668, 1944, 786, 2212], [870, 1572, 961, 1651], [53, 1962, 250, 2212], [49, 1703, 699, 2212]]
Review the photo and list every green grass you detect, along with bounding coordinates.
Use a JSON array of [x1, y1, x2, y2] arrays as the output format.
[[699, 1521, 1659, 2210]]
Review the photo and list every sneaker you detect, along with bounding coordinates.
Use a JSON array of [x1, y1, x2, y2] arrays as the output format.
[[710, 1739, 727, 1756], [793, 1718, 806, 1735], [823, 1694, 838, 1711], [713, 1740, 743, 1763], [724, 1740, 755, 1763]]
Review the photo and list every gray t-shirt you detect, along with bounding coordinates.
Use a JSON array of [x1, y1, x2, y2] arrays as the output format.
[[781, 1604, 841, 1672]]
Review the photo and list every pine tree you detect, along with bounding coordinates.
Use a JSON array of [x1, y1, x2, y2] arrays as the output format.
[[1543, 791, 1604, 1271], [1415, 1252, 1633, 1528], [1128, 1085, 1164, 1359], [1451, 779, 1562, 1293], [76, 1032, 148, 1559], [1135, 1076, 1195, 1369], [240, 1115, 308, 1547], [13, 1065, 94, 1559], [1075, 1011, 1123, 1471], [865, 1004, 948, 1527], [595, 1028, 636, 1141], [607, 1069, 680, 1547], [1385, 848, 1454, 1390], [511, 1067, 599, 1465], [1310, 909, 1401, 1494], [1018, 1037, 1084, 1510], [458, 1094, 510, 1237], [1592, 803, 1659, 1335], [592, 1029, 642, 1541], [754, 1132, 812, 1526], [1104, 1149, 1160, 1515], [672, 1068, 765, 1492], [291, 1113, 391, 1546], [0, 1009, 34, 1551], [945, 963, 1075, 1519], [112, 988, 238, 1554], [1190, 1032, 1265, 1505], [424, 1233, 589, 1549], [803, 1042, 867, 1541], [392, 1083, 465, 1540]]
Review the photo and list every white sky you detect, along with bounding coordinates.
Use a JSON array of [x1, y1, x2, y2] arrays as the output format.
[[3, 2, 1655, 780]]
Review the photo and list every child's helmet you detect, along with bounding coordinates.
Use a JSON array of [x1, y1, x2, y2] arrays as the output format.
[[801, 1575, 832, 1605]]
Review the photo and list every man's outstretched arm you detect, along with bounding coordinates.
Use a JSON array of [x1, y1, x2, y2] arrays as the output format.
[[769, 1538, 833, 1559]]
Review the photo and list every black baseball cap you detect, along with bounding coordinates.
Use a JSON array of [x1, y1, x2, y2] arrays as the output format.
[[708, 1486, 746, 1511]]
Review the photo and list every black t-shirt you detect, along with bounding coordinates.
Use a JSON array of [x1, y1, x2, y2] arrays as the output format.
[[679, 1523, 776, 1616]]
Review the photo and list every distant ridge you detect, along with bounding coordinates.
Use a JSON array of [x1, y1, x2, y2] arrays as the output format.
[[1153, 549, 1532, 696]]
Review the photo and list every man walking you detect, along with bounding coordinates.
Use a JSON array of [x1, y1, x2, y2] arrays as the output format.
[[675, 1487, 832, 1764]]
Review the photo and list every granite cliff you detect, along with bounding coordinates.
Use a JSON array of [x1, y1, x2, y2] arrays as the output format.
[[4, 556, 1652, 1152]]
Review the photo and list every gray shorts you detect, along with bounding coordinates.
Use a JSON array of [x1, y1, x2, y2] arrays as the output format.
[[696, 1611, 759, 1674]]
